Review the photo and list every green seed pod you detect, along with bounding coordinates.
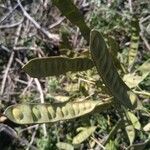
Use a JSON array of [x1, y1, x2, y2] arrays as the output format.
[[47, 106, 56, 119], [66, 103, 75, 117], [62, 106, 69, 116], [72, 126, 97, 145], [72, 103, 80, 115], [4, 100, 112, 125], [56, 107, 64, 118], [32, 106, 42, 121], [12, 108, 24, 121]]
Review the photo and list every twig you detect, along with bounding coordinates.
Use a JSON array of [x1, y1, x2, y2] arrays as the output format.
[[140, 15, 150, 24], [133, 90, 150, 97], [0, 23, 22, 95], [13, 46, 38, 51], [19, 125, 39, 134], [128, 0, 133, 14], [15, 78, 31, 85], [0, 52, 14, 95], [48, 17, 65, 29], [140, 33, 150, 51], [21, 78, 34, 96], [13, 23, 22, 46], [140, 23, 150, 51], [91, 136, 106, 150], [0, 18, 24, 29], [0, 3, 19, 24], [0, 44, 11, 52], [26, 125, 39, 150], [17, 0, 60, 43], [34, 78, 47, 137]]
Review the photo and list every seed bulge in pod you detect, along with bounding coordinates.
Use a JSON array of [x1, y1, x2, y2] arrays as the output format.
[[79, 103, 86, 114], [66, 103, 75, 117], [47, 106, 56, 119], [72, 103, 80, 116], [32, 106, 41, 121], [56, 107, 63, 118], [62, 106, 68, 117], [12, 108, 24, 121], [84, 101, 92, 110]]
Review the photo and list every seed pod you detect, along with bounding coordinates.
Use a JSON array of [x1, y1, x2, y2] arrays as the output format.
[[72, 126, 97, 145], [128, 16, 140, 71], [4, 100, 112, 124], [22, 56, 94, 78], [51, 0, 90, 42], [12, 108, 24, 121], [47, 106, 56, 119], [32, 106, 42, 121], [90, 30, 139, 109]]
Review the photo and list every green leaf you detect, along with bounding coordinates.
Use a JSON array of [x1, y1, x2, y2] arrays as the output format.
[[126, 111, 141, 130], [143, 122, 150, 132], [123, 59, 150, 88], [72, 126, 96, 145], [90, 29, 138, 109], [105, 140, 118, 150], [56, 142, 74, 150], [51, 0, 90, 42], [136, 59, 150, 77], [4, 100, 112, 124], [22, 56, 94, 78], [123, 74, 144, 88], [125, 123, 135, 145]]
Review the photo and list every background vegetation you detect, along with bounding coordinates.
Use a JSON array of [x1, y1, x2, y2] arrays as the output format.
[[0, 0, 150, 150]]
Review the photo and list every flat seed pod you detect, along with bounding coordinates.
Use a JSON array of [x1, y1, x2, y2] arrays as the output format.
[[12, 108, 24, 121], [66, 103, 75, 117], [56, 107, 64, 118], [4, 100, 111, 124], [22, 56, 94, 78], [51, 0, 90, 42], [72, 126, 97, 145], [90, 30, 139, 109], [32, 106, 42, 121], [128, 16, 140, 70], [72, 103, 80, 115], [47, 106, 56, 119]]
